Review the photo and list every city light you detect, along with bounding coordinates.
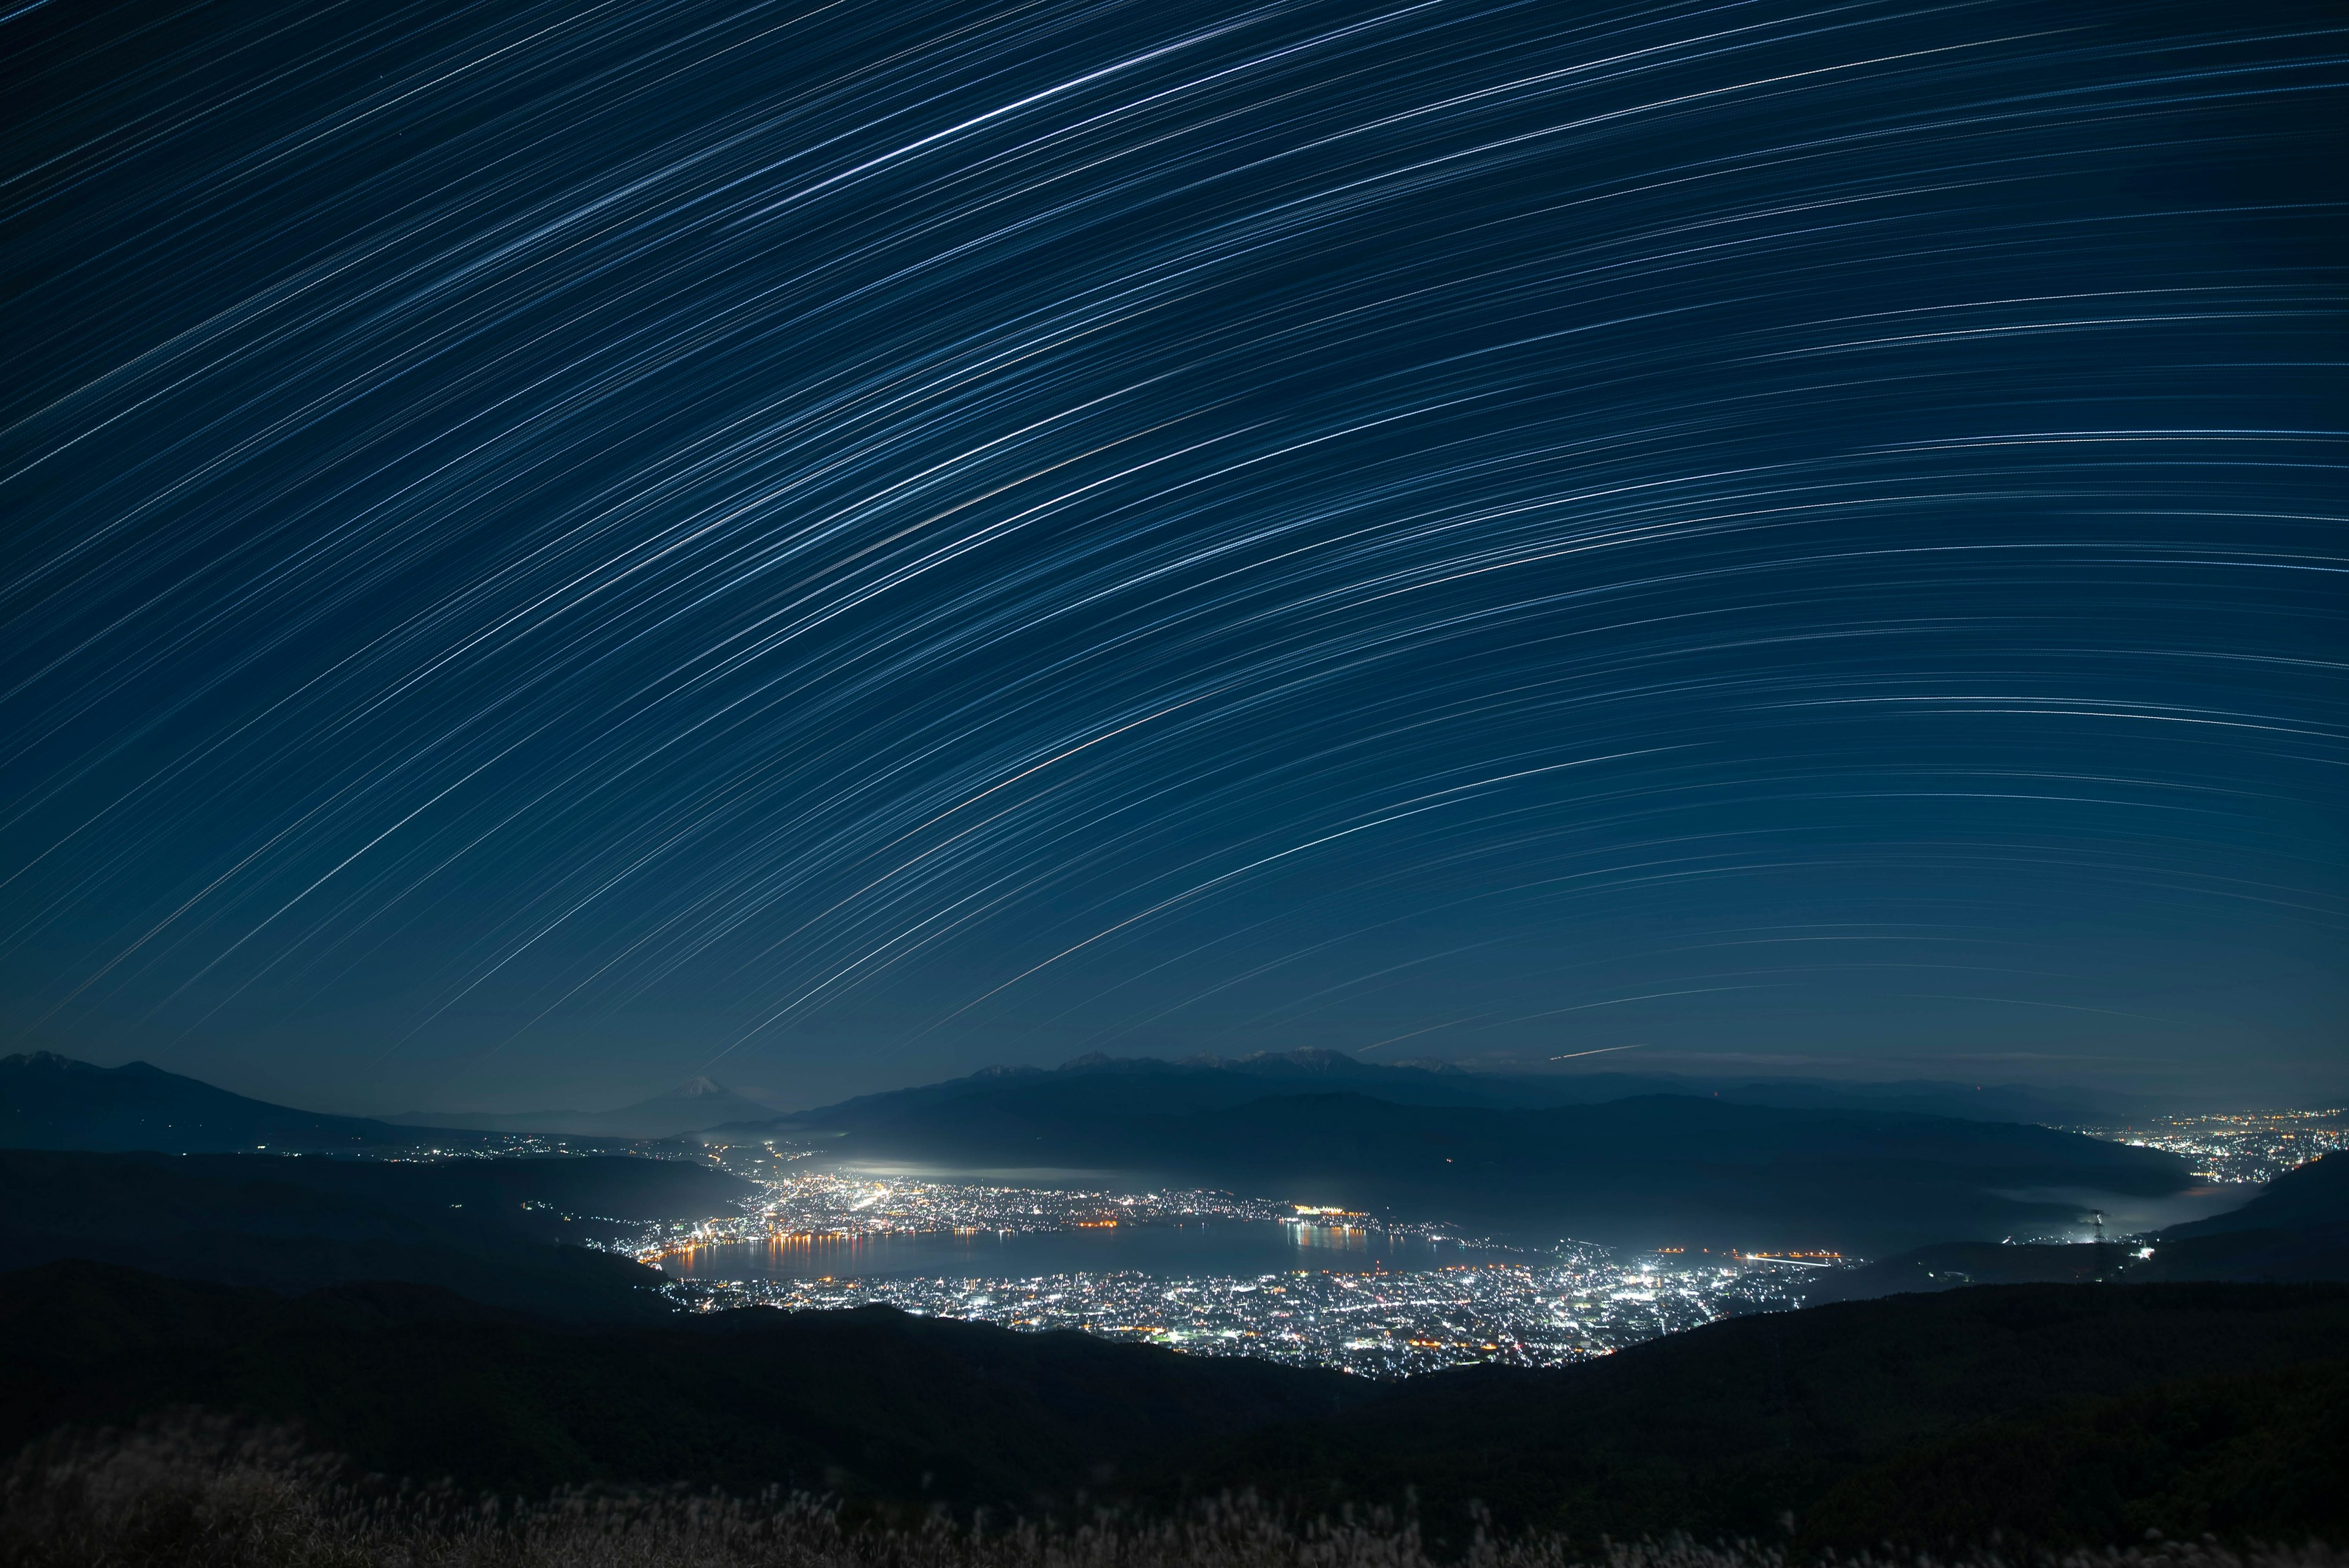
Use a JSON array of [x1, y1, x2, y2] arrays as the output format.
[[556, 1109, 2347, 1377], [2068, 1109, 2347, 1184], [622, 1161, 1820, 1375]]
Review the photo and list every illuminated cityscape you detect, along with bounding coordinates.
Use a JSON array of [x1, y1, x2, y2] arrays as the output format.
[[620, 1159, 1830, 1373], [651, 1164, 1475, 1243], [547, 1107, 2339, 1375], [656, 1250, 1817, 1375], [2071, 1109, 2348, 1184]]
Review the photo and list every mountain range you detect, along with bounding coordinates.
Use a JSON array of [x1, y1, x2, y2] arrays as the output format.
[[2, 1044, 2164, 1158], [6, 1048, 2194, 1252], [762, 1046, 2156, 1131], [716, 1048, 2154, 1130], [8, 1045, 2337, 1321], [737, 1051, 2190, 1252], [0, 1051, 443, 1153]]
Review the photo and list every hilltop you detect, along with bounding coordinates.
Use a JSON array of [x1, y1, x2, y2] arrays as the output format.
[[722, 1049, 2150, 1130], [0, 1051, 445, 1154]]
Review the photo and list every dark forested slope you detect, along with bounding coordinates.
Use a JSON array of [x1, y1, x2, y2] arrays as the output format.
[[1168, 1282, 2349, 1548], [0, 1260, 1367, 1507], [0, 1149, 747, 1320], [3, 1260, 2342, 1548]]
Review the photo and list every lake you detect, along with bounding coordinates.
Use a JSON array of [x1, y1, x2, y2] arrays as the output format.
[[655, 1219, 1523, 1280]]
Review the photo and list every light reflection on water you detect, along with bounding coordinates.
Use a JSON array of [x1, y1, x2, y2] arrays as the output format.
[[656, 1219, 1512, 1279]]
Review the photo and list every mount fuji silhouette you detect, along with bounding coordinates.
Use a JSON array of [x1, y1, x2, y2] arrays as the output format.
[[390, 1074, 771, 1139]]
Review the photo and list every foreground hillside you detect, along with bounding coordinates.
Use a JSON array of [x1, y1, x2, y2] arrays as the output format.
[[9, 1429, 2337, 1568], [3, 1260, 2342, 1551], [1186, 1280, 2349, 1548], [0, 1261, 1368, 1506]]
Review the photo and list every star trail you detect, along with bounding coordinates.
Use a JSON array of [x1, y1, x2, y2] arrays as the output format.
[[1, 0, 2342, 1112]]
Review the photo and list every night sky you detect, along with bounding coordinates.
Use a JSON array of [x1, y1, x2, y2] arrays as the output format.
[[2, 0, 2342, 1115]]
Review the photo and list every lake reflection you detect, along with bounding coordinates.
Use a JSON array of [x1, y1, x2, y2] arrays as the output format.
[[656, 1219, 1512, 1280]]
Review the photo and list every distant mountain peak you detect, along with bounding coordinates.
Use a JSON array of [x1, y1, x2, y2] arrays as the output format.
[[7, 1052, 198, 1083], [1234, 1047, 1365, 1073], [6, 1049, 104, 1072], [1, 1050, 417, 1153], [1048, 1047, 1431, 1076], [673, 1076, 729, 1098]]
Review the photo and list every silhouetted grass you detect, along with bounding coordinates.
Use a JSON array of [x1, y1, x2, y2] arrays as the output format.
[[4, 1415, 2340, 1568]]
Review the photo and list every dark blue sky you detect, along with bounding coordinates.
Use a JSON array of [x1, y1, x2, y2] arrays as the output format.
[[2, 0, 2342, 1115]]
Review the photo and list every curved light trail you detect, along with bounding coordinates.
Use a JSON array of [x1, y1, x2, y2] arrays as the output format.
[[1, 0, 2340, 1108]]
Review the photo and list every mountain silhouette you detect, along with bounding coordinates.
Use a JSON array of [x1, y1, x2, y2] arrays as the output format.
[[724, 1050, 2147, 1129], [392, 1074, 774, 1138], [755, 1058, 2188, 1250], [0, 1052, 440, 1154], [0, 1147, 749, 1320]]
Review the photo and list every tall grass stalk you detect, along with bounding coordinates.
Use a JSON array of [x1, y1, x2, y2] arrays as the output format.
[[2, 1415, 2336, 1568]]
